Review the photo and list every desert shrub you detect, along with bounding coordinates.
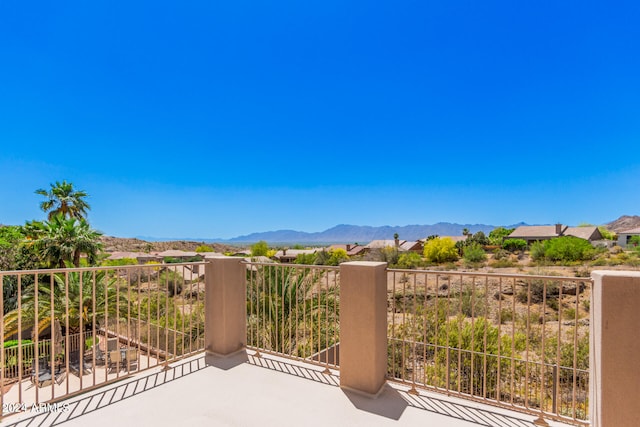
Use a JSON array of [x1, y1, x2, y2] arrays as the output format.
[[503, 238, 527, 252], [544, 331, 589, 375], [103, 257, 138, 266], [326, 248, 349, 266], [463, 243, 487, 264], [423, 237, 459, 263], [195, 245, 214, 253], [496, 308, 514, 324], [379, 246, 400, 265], [489, 258, 516, 268], [544, 236, 595, 262], [573, 266, 591, 277], [396, 252, 424, 269], [493, 248, 509, 260], [529, 241, 546, 261], [563, 307, 577, 320], [314, 250, 330, 265], [517, 279, 559, 304], [295, 253, 316, 265], [459, 288, 486, 317], [159, 269, 183, 297]]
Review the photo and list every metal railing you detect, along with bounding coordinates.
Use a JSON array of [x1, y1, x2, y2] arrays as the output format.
[[386, 269, 590, 425], [244, 262, 340, 371], [0, 262, 206, 415]]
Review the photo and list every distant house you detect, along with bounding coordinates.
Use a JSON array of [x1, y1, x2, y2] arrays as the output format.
[[273, 249, 319, 263], [158, 250, 200, 259], [365, 239, 423, 253], [366, 239, 402, 250], [617, 227, 640, 248], [507, 224, 603, 244], [399, 240, 423, 253], [106, 251, 161, 264], [328, 244, 366, 257]]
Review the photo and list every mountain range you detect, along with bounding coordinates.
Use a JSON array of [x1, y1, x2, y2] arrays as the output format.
[[139, 222, 527, 244], [131, 215, 640, 245]]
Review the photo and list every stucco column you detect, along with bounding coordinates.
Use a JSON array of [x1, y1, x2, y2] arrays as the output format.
[[590, 270, 640, 427], [339, 261, 388, 396], [204, 257, 246, 356]]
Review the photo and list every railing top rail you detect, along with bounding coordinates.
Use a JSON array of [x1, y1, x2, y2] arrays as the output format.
[[0, 261, 207, 275], [241, 261, 340, 271], [387, 267, 593, 282]]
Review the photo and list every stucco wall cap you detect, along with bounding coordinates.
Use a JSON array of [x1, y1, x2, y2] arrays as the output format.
[[592, 270, 640, 279]]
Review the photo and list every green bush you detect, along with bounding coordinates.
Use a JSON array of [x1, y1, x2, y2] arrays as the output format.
[[502, 239, 527, 252], [544, 236, 595, 262], [530, 241, 546, 261], [396, 252, 424, 269], [195, 245, 214, 253], [251, 240, 269, 257], [463, 243, 487, 264], [423, 238, 459, 263]]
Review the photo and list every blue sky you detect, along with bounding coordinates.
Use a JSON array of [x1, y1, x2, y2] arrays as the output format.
[[1, 1, 639, 239]]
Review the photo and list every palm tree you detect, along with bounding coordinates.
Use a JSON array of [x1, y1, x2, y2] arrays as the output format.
[[3, 269, 129, 354], [35, 180, 91, 220], [26, 214, 103, 268], [246, 265, 339, 358]]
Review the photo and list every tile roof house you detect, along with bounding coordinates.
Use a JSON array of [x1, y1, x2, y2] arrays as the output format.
[[328, 244, 367, 256], [364, 239, 423, 254], [273, 248, 319, 263], [507, 224, 603, 244], [365, 239, 403, 249]]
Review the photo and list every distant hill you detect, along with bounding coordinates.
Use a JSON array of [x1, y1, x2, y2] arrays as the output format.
[[223, 222, 522, 244], [606, 215, 640, 233]]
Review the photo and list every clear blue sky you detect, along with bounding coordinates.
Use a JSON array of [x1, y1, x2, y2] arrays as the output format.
[[1, 1, 639, 239]]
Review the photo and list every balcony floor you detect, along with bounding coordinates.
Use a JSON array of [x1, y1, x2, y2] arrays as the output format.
[[1, 352, 578, 427]]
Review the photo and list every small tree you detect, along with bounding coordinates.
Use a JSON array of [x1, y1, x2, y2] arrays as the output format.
[[423, 237, 458, 263], [195, 244, 214, 253], [251, 240, 269, 257], [489, 227, 515, 246], [327, 248, 349, 266], [469, 231, 489, 246]]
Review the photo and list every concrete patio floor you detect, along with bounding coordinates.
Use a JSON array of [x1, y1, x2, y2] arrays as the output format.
[[1, 352, 579, 427]]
